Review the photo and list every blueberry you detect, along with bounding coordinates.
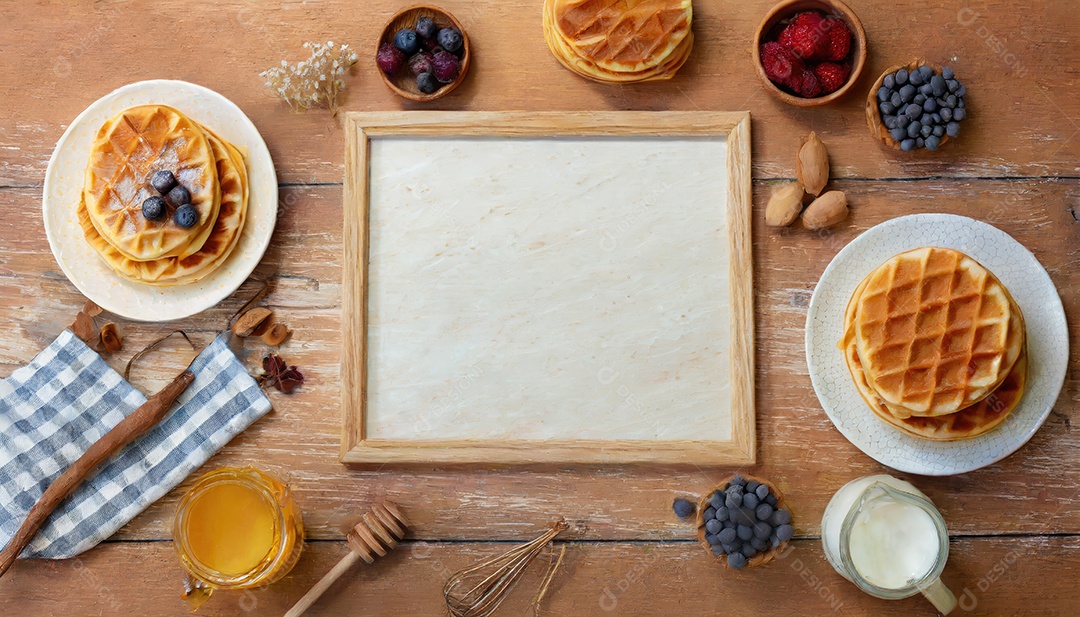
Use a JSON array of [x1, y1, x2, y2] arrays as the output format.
[[930, 113, 942, 124], [740, 544, 757, 558], [775, 524, 795, 542], [415, 16, 437, 39], [756, 503, 774, 521], [919, 65, 934, 79], [942, 66, 954, 79], [947, 79, 959, 93], [751, 536, 768, 551], [706, 533, 719, 545], [953, 107, 967, 121], [727, 552, 747, 568], [711, 544, 726, 556], [167, 185, 191, 206], [703, 506, 715, 520], [416, 72, 439, 94], [715, 506, 729, 521], [437, 28, 463, 53], [725, 492, 743, 509], [906, 121, 921, 139], [743, 493, 759, 509], [883, 115, 897, 130], [896, 114, 911, 128], [877, 86, 890, 102], [918, 83, 934, 96], [931, 75, 947, 96], [905, 103, 922, 119], [740, 507, 757, 526], [723, 519, 735, 529], [174, 204, 198, 228], [880, 101, 895, 115], [393, 29, 420, 55], [673, 498, 695, 518], [746, 480, 760, 493], [933, 125, 945, 137], [890, 127, 906, 142], [726, 484, 744, 495], [141, 196, 166, 221], [731, 474, 746, 487], [890, 92, 903, 108], [940, 108, 953, 122], [916, 137, 925, 148], [710, 492, 724, 509], [909, 70, 924, 86], [957, 97, 965, 108], [764, 494, 777, 506], [722, 542, 739, 554], [899, 84, 915, 103], [718, 527, 737, 545], [900, 139, 916, 151], [150, 170, 177, 194], [956, 83, 967, 97], [925, 135, 941, 150], [754, 521, 772, 539], [945, 94, 957, 108], [924, 98, 938, 112], [737, 524, 753, 541], [706, 519, 723, 534], [895, 69, 908, 85], [914, 94, 926, 105], [947, 122, 961, 137], [770, 509, 791, 527], [883, 74, 895, 89], [755, 484, 769, 500]]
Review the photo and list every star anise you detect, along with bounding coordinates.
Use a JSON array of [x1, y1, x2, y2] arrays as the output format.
[[259, 353, 304, 394]]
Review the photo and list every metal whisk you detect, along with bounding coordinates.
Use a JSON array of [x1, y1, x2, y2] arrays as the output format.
[[444, 519, 569, 617]]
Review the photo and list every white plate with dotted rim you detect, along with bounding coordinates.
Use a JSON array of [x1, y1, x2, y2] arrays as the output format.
[[42, 80, 277, 321], [805, 214, 1068, 476]]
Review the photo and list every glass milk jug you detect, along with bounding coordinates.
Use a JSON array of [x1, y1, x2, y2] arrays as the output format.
[[821, 474, 957, 614]]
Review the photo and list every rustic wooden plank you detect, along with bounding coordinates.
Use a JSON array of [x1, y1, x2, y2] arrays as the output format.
[[1, 536, 1076, 615], [1, 179, 1077, 545], [1, 0, 1077, 185]]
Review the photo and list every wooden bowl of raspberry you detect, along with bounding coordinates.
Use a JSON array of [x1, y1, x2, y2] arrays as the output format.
[[753, 0, 867, 107]]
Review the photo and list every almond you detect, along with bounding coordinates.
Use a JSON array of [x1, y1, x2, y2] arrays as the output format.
[[261, 323, 291, 346], [100, 323, 122, 354], [765, 182, 806, 227], [232, 307, 273, 338], [801, 191, 848, 230], [796, 131, 830, 196]]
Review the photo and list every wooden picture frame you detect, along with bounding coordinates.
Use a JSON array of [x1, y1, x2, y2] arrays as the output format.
[[342, 111, 754, 465]]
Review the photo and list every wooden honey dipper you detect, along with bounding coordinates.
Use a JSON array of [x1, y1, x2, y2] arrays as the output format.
[[285, 501, 409, 617]]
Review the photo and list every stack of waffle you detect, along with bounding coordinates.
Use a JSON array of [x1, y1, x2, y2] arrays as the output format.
[[542, 0, 693, 83], [79, 105, 249, 286], [840, 247, 1028, 441]]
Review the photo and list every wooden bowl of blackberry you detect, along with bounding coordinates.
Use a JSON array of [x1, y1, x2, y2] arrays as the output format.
[[753, 0, 867, 107], [867, 60, 969, 152], [375, 5, 470, 102], [695, 474, 794, 569]]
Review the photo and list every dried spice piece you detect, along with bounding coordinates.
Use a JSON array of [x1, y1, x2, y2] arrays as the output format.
[[100, 323, 123, 353], [71, 311, 94, 343], [82, 300, 103, 317], [232, 307, 273, 338], [260, 41, 359, 114], [259, 354, 304, 394], [261, 323, 291, 347]]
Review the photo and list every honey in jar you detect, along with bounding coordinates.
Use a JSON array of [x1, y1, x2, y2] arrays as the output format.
[[173, 467, 303, 609]]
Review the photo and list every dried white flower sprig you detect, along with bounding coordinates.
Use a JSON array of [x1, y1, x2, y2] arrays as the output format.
[[260, 41, 359, 114]]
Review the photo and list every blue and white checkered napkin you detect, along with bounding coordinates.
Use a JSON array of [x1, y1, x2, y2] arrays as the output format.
[[0, 329, 271, 559]]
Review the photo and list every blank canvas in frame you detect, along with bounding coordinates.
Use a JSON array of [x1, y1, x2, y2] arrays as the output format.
[[342, 112, 754, 464]]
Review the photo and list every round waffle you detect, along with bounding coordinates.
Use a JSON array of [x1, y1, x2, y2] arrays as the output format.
[[78, 129, 247, 286], [83, 105, 220, 262], [543, 0, 693, 83], [852, 247, 1022, 417]]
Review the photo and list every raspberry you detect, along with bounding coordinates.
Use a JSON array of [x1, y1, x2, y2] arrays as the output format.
[[777, 11, 829, 60], [376, 42, 405, 74], [822, 18, 852, 61], [760, 41, 804, 89], [408, 52, 434, 77], [813, 62, 850, 94], [431, 50, 460, 83], [794, 69, 822, 98]]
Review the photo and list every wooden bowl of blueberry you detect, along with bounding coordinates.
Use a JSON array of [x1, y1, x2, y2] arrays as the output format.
[[376, 5, 470, 102], [694, 474, 793, 569], [868, 60, 969, 152]]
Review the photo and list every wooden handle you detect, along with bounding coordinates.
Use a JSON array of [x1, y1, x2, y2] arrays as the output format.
[[0, 370, 194, 578], [284, 551, 362, 617]]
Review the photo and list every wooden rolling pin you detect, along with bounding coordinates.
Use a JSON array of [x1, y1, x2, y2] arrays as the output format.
[[285, 502, 409, 617], [0, 370, 194, 578]]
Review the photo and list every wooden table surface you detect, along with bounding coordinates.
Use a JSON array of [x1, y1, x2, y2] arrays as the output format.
[[1, 1, 1078, 615]]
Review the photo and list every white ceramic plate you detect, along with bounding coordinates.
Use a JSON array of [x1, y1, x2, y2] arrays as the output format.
[[42, 80, 277, 321], [806, 214, 1068, 476]]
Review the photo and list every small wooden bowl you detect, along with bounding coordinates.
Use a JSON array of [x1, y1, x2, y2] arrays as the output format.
[[376, 5, 471, 102], [695, 474, 791, 568], [752, 0, 867, 107], [866, 60, 952, 151]]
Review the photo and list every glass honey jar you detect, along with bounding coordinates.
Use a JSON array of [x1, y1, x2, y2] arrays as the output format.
[[173, 466, 304, 609]]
